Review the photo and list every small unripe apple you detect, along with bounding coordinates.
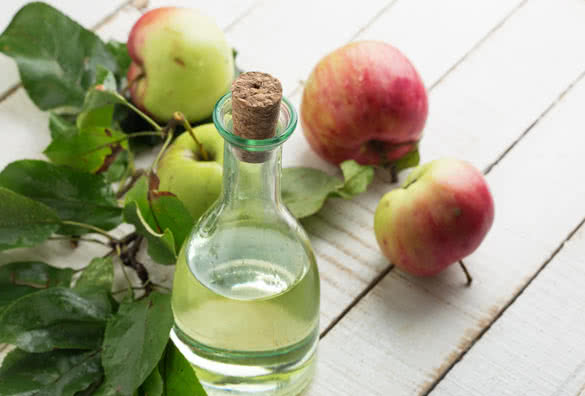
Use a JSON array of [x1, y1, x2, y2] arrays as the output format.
[[157, 124, 224, 220], [127, 7, 234, 123], [374, 158, 494, 276], [301, 41, 428, 168]]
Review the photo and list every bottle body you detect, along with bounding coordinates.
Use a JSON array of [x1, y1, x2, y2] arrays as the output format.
[[171, 94, 320, 396]]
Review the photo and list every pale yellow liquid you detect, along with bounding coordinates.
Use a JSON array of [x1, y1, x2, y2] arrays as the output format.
[[171, 244, 320, 395]]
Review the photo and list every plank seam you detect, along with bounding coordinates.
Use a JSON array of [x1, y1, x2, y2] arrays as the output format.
[[320, 264, 394, 338], [429, 0, 529, 91], [422, 214, 585, 395], [484, 67, 585, 175], [224, 0, 265, 33], [0, 0, 134, 104], [318, 0, 531, 344]]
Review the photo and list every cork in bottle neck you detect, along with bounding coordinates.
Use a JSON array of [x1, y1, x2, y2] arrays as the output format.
[[231, 72, 283, 162]]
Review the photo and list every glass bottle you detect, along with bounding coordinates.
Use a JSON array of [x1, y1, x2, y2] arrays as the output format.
[[171, 88, 320, 396]]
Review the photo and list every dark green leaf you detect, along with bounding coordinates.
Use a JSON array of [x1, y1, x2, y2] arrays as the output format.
[[0, 261, 73, 310], [0, 187, 60, 250], [75, 257, 113, 292], [336, 160, 375, 198], [392, 145, 420, 172], [44, 126, 129, 174], [0, 2, 118, 111], [76, 67, 117, 131], [106, 40, 132, 81], [0, 287, 112, 352], [159, 343, 206, 396], [139, 367, 163, 396], [150, 195, 194, 251], [282, 160, 374, 218], [123, 175, 193, 263], [123, 201, 176, 265], [98, 293, 173, 396], [0, 160, 122, 235], [49, 113, 77, 139], [0, 348, 102, 396], [102, 149, 131, 183]]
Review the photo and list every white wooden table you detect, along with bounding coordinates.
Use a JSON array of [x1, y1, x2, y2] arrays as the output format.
[[2, 1, 585, 395]]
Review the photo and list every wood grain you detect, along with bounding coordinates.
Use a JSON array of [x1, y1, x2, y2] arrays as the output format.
[[0, 0, 129, 97], [304, 0, 585, 393], [433, 219, 585, 396]]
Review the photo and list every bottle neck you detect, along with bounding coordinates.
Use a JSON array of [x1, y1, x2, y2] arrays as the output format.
[[221, 142, 282, 206]]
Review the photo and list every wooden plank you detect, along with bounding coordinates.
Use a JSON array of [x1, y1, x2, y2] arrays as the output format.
[[432, 221, 585, 395], [279, 0, 528, 336], [143, 0, 260, 32], [225, 0, 392, 94], [0, 0, 129, 97], [304, 0, 585, 393]]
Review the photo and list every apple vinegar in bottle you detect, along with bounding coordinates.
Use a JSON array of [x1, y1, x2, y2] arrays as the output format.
[[171, 72, 320, 396]]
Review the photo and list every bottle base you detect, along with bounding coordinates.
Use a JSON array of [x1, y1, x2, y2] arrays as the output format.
[[170, 326, 318, 396]]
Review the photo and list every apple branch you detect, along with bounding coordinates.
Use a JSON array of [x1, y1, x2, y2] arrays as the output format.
[[173, 112, 210, 161]]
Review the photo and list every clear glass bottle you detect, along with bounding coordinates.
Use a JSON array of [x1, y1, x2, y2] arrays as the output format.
[[171, 91, 320, 396]]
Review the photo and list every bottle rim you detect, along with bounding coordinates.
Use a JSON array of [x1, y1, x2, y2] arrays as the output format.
[[212, 92, 298, 151]]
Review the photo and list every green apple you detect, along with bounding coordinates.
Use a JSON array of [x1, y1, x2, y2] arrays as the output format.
[[374, 158, 494, 277], [157, 124, 224, 220], [127, 7, 234, 123]]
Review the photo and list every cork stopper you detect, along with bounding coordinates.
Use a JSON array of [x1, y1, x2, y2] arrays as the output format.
[[231, 72, 283, 162]]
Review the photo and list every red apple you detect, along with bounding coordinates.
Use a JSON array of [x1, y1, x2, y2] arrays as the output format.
[[301, 41, 428, 168], [127, 7, 234, 123], [374, 158, 494, 277]]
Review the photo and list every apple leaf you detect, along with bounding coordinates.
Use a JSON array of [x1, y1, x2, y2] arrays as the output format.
[[336, 160, 375, 198], [106, 40, 132, 81], [282, 160, 374, 218], [0, 160, 122, 235], [123, 201, 177, 265], [0, 348, 103, 396], [0, 261, 73, 311], [158, 342, 207, 396], [75, 257, 114, 292], [49, 113, 77, 139], [392, 145, 420, 172], [0, 187, 61, 251], [0, 2, 118, 111], [44, 126, 129, 174], [123, 175, 194, 264], [97, 293, 173, 396], [140, 366, 164, 396], [0, 286, 113, 352]]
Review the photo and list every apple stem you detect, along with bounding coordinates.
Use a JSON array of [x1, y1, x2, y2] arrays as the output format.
[[151, 125, 175, 171], [459, 260, 473, 286], [173, 112, 210, 161]]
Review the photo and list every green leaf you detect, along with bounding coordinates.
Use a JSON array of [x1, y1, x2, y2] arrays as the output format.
[[0, 160, 122, 235], [0, 287, 112, 352], [76, 67, 117, 132], [106, 40, 132, 81], [102, 149, 131, 183], [75, 257, 113, 292], [282, 160, 374, 218], [392, 145, 420, 172], [44, 126, 129, 174], [98, 293, 173, 396], [149, 195, 194, 251], [0, 348, 102, 396], [336, 160, 375, 198], [123, 175, 193, 264], [49, 113, 77, 139], [0, 2, 118, 111], [139, 367, 163, 396], [159, 343, 206, 396], [0, 187, 60, 250], [0, 261, 73, 310], [83, 84, 130, 113], [123, 202, 177, 265]]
